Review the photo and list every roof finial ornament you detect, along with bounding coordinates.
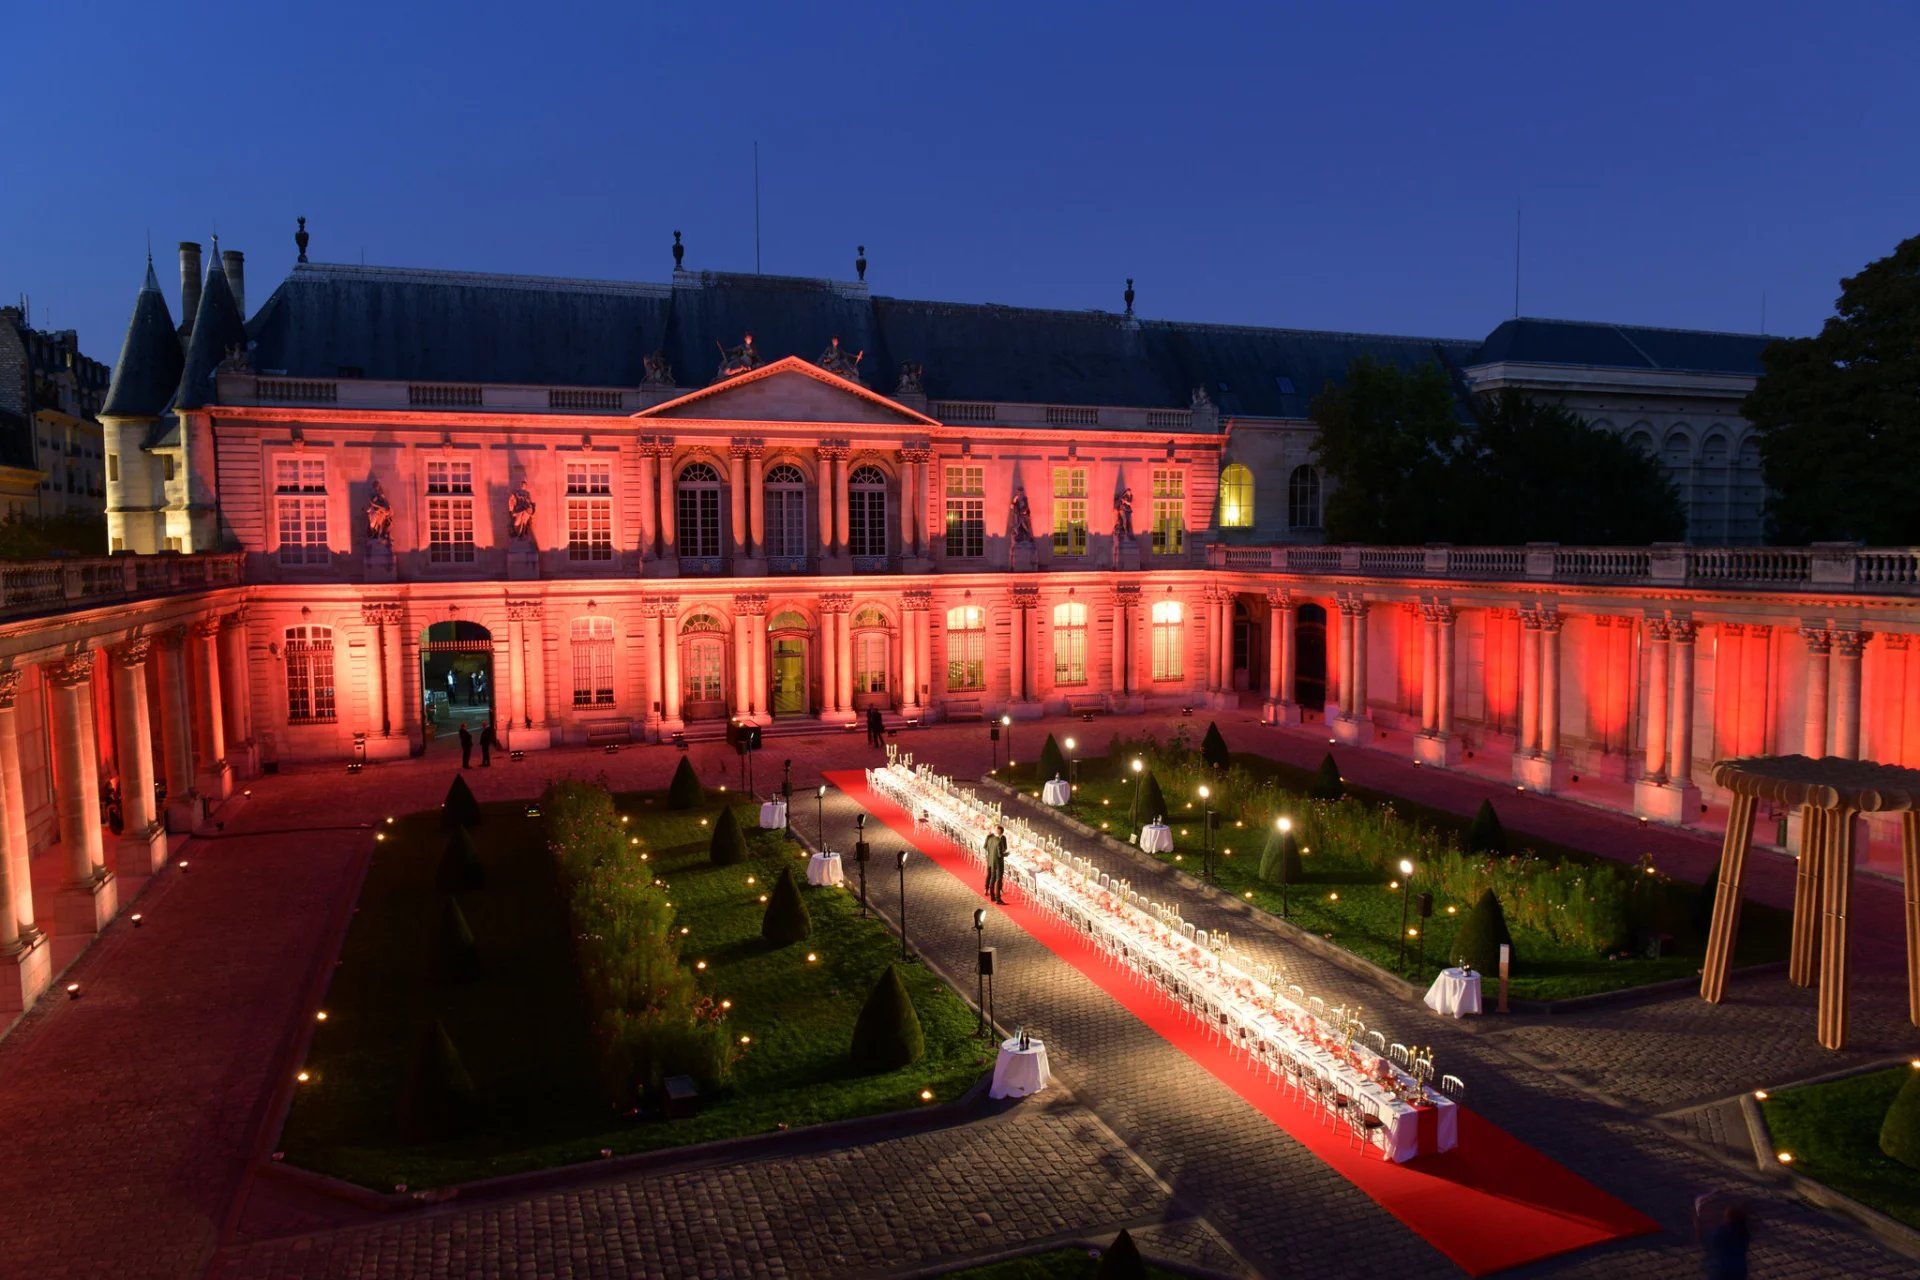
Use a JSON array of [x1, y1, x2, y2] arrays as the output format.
[[855, 245, 867, 282], [295, 216, 309, 264], [1124, 277, 1135, 317], [672, 230, 684, 271]]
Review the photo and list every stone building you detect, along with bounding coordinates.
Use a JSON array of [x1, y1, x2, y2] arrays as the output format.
[[0, 305, 111, 523]]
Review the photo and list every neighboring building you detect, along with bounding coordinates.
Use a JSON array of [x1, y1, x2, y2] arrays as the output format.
[[0, 305, 111, 525]]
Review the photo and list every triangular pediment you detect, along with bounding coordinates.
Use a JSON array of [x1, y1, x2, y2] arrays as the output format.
[[634, 356, 939, 426]]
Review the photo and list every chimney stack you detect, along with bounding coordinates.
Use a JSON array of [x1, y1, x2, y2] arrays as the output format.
[[222, 250, 246, 318], [178, 242, 202, 328]]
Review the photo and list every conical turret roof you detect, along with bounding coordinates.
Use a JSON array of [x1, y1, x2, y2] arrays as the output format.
[[172, 259, 247, 412], [101, 260, 185, 419]]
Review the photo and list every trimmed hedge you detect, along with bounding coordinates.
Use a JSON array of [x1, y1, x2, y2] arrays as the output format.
[[1131, 772, 1169, 830], [1309, 753, 1345, 801], [667, 757, 703, 810], [1201, 722, 1231, 770], [1455, 888, 1515, 975], [437, 895, 482, 983], [709, 805, 749, 866], [436, 827, 485, 892], [397, 1019, 481, 1141], [1096, 1229, 1148, 1280], [761, 865, 812, 945], [1464, 799, 1506, 855], [1880, 1065, 1920, 1171], [441, 774, 481, 830], [849, 963, 925, 1071], [1037, 733, 1068, 784]]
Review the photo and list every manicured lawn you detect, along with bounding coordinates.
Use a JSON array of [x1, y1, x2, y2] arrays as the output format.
[[1763, 1066, 1920, 1230], [938, 1246, 1184, 1279], [1002, 751, 1787, 1001], [280, 787, 991, 1189]]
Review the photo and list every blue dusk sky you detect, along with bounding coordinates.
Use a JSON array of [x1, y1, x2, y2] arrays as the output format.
[[3, 0, 1914, 364]]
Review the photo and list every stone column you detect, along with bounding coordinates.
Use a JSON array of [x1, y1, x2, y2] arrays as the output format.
[[524, 607, 549, 730], [507, 613, 527, 727], [363, 606, 388, 736], [832, 451, 851, 556], [191, 619, 231, 797], [1111, 598, 1130, 701], [156, 629, 198, 830], [661, 602, 683, 730], [641, 603, 664, 733], [819, 610, 839, 720], [1517, 612, 1542, 756], [48, 655, 116, 933], [1436, 606, 1456, 737], [835, 598, 854, 715], [916, 604, 932, 711], [1349, 602, 1369, 719], [1642, 619, 1671, 782], [656, 442, 677, 557], [1007, 588, 1036, 711], [731, 613, 752, 719], [728, 442, 749, 559], [1540, 612, 1563, 756], [0, 668, 48, 1012], [900, 595, 919, 714], [637, 445, 658, 558], [747, 443, 766, 559], [816, 446, 839, 559], [220, 611, 255, 773], [110, 640, 166, 875], [1831, 630, 1867, 760], [749, 608, 769, 720], [1669, 620, 1698, 789], [381, 608, 406, 745], [1327, 602, 1345, 719], [1419, 607, 1439, 733], [1801, 627, 1830, 757], [897, 449, 919, 560]]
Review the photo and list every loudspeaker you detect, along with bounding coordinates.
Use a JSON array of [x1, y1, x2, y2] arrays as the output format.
[[854, 838, 870, 865], [978, 947, 996, 976], [742, 724, 762, 751], [1417, 891, 1434, 919]]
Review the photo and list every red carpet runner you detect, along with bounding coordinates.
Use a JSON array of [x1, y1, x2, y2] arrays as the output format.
[[826, 771, 1660, 1277]]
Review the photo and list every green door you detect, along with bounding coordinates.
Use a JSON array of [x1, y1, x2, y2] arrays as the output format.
[[771, 639, 807, 715]]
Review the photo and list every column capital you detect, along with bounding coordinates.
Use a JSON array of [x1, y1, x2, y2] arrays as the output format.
[[1831, 629, 1870, 658], [1799, 625, 1831, 652], [1422, 601, 1457, 625], [641, 434, 676, 458], [220, 605, 251, 629], [1883, 633, 1911, 651], [903, 588, 934, 611], [729, 437, 765, 459], [820, 591, 853, 615], [1266, 587, 1294, 610], [505, 598, 545, 623], [45, 653, 93, 689], [1646, 616, 1672, 642], [1336, 593, 1368, 617], [1111, 583, 1142, 608], [1535, 607, 1564, 634], [640, 595, 680, 620], [818, 439, 851, 461], [191, 617, 223, 639], [0, 666, 18, 709], [898, 445, 934, 465], [733, 592, 769, 616], [1010, 583, 1040, 609], [1721, 621, 1746, 638], [111, 638, 153, 667], [361, 600, 404, 627], [1669, 618, 1699, 646]]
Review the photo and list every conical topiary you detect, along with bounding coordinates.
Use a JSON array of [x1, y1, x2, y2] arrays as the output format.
[[397, 1018, 482, 1141], [1309, 753, 1345, 802], [1131, 772, 1169, 830], [849, 963, 925, 1071], [438, 894, 481, 983], [1879, 1063, 1920, 1170], [1454, 887, 1514, 976], [1095, 1228, 1149, 1280], [761, 864, 811, 945], [1259, 822, 1304, 886], [1464, 798, 1506, 855], [441, 774, 481, 830], [709, 805, 748, 866], [1037, 733, 1068, 784], [1201, 721, 1231, 770], [667, 757, 702, 810], [436, 826, 485, 892]]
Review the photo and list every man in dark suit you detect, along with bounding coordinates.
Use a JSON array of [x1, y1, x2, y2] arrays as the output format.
[[866, 705, 884, 748], [480, 720, 497, 767], [984, 823, 1008, 904], [458, 721, 473, 769]]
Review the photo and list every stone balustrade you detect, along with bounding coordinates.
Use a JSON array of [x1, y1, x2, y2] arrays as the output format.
[[0, 553, 245, 621]]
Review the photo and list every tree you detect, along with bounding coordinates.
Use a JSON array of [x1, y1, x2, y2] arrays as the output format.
[[667, 757, 702, 810], [1309, 754, 1344, 802], [1464, 799, 1506, 856], [1455, 888, 1514, 976], [761, 865, 811, 945], [436, 826, 485, 892], [441, 774, 481, 830], [1131, 772, 1169, 829], [1744, 233, 1920, 545], [1259, 821, 1304, 887], [1880, 1063, 1920, 1171], [1095, 1229, 1149, 1280], [437, 895, 481, 983], [1200, 722, 1231, 770], [709, 806, 748, 866], [849, 963, 925, 1071], [1309, 357, 1467, 543], [397, 1019, 482, 1141], [1037, 733, 1068, 783]]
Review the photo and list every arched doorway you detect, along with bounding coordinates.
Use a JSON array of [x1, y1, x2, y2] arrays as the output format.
[[421, 620, 494, 743], [1294, 603, 1327, 711], [766, 610, 812, 716], [679, 611, 730, 721], [849, 605, 893, 710]]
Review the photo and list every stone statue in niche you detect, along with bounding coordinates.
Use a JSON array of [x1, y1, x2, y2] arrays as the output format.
[[507, 481, 537, 542], [1009, 487, 1034, 545], [642, 349, 675, 387], [895, 361, 924, 396], [1113, 486, 1135, 541], [364, 478, 393, 542], [817, 336, 864, 382], [714, 333, 759, 380]]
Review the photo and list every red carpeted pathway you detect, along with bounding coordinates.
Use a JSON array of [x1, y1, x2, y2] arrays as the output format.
[[827, 771, 1660, 1277]]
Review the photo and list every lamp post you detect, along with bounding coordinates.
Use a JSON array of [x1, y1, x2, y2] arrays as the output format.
[[854, 812, 870, 916], [973, 907, 990, 1037], [897, 849, 912, 958], [1000, 714, 1014, 771], [816, 783, 827, 842], [1396, 857, 1416, 971], [781, 759, 794, 834], [1199, 784, 1214, 883], [1064, 736, 1078, 795], [1129, 757, 1145, 825], [989, 720, 1001, 771], [1275, 816, 1293, 918]]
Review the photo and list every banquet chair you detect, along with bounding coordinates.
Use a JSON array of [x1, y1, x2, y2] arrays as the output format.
[[1440, 1074, 1464, 1097], [1182, 922, 1198, 943], [1348, 1100, 1388, 1157], [1194, 929, 1208, 949], [1415, 1055, 1435, 1084], [1307, 995, 1326, 1018], [1287, 982, 1305, 1000], [1389, 1043, 1410, 1070], [1366, 1030, 1387, 1054]]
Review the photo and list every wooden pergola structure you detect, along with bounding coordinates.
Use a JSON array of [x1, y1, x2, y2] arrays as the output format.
[[1702, 754, 1920, 1050]]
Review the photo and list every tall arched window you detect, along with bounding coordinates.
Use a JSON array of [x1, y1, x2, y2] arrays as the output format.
[[570, 616, 615, 707], [1287, 465, 1321, 530], [1218, 463, 1254, 528], [851, 605, 890, 697], [764, 463, 808, 562], [680, 611, 727, 703], [1052, 601, 1088, 685], [1151, 600, 1184, 681], [946, 605, 985, 691], [677, 461, 724, 559], [848, 464, 889, 559], [284, 625, 336, 724]]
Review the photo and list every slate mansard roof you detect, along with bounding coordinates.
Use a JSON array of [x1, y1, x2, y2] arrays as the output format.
[[1470, 317, 1772, 378], [100, 262, 184, 420]]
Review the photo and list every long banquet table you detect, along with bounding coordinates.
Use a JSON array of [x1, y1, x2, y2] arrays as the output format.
[[867, 759, 1457, 1162]]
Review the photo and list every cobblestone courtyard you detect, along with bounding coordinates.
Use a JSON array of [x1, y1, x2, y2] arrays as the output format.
[[3, 711, 1915, 1278]]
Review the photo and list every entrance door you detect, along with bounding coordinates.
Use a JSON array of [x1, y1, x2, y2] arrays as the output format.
[[851, 631, 890, 709], [420, 620, 494, 745], [682, 636, 727, 721], [770, 639, 808, 715], [1232, 599, 1255, 692], [1294, 603, 1328, 711]]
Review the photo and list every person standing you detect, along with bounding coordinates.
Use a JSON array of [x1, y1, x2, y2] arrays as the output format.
[[984, 823, 1008, 904], [1702, 1205, 1749, 1280], [480, 720, 497, 767], [866, 705, 884, 748], [458, 721, 473, 769]]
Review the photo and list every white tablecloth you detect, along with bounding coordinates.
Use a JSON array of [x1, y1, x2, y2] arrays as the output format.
[[759, 800, 788, 829], [1042, 778, 1071, 806], [1138, 823, 1173, 853], [806, 851, 844, 887], [989, 1038, 1051, 1098], [1424, 967, 1483, 1018]]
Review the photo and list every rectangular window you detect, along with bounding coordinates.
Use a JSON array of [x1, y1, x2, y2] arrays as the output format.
[[106, 453, 119, 483], [274, 457, 329, 566], [1151, 601, 1184, 680], [854, 632, 889, 693], [426, 460, 476, 563], [565, 460, 614, 561], [570, 618, 615, 706], [943, 465, 984, 559], [284, 627, 337, 723], [685, 640, 725, 701], [162, 455, 176, 482], [945, 606, 986, 691], [1151, 468, 1185, 556], [1053, 603, 1088, 685], [1051, 466, 1087, 556], [767, 485, 807, 560]]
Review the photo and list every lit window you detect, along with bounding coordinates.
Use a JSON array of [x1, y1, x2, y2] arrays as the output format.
[[945, 605, 985, 691], [274, 458, 328, 566], [852, 607, 890, 694], [848, 465, 889, 559], [1151, 600, 1184, 680], [764, 463, 808, 561], [680, 612, 727, 702], [570, 616, 615, 706], [677, 462, 724, 560], [1218, 463, 1253, 529], [1053, 601, 1087, 684], [566, 460, 613, 561], [1051, 467, 1087, 556], [1288, 464, 1322, 530], [426, 460, 476, 563], [284, 625, 336, 723], [944, 465, 984, 559], [1151, 468, 1185, 555]]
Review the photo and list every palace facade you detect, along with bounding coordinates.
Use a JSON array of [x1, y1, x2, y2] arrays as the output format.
[[0, 234, 1907, 1018]]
